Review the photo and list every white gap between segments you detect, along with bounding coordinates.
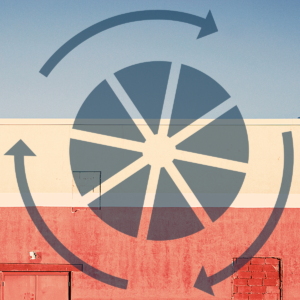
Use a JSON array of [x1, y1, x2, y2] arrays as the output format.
[[158, 62, 182, 136], [138, 165, 161, 239], [174, 150, 248, 174], [171, 98, 237, 145], [71, 130, 145, 153], [165, 162, 213, 226], [101, 157, 148, 196], [143, 165, 161, 208], [107, 75, 154, 140]]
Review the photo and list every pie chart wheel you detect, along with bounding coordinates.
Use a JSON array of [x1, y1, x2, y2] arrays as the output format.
[[70, 61, 249, 241]]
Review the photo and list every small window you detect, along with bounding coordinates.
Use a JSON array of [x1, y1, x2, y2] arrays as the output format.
[[72, 171, 101, 211]]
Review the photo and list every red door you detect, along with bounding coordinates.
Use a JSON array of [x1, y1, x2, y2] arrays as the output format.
[[2, 272, 69, 300]]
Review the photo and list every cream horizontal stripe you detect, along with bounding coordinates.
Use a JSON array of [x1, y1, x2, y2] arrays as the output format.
[[0, 193, 299, 208], [1, 120, 299, 207]]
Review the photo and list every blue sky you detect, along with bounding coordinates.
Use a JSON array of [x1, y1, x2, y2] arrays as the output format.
[[0, 0, 299, 118]]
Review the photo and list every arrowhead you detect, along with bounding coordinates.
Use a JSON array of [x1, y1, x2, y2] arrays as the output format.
[[194, 267, 214, 296], [5, 140, 36, 157], [197, 10, 218, 39]]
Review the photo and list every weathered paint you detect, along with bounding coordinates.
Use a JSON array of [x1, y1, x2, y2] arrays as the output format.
[[0, 120, 300, 299], [0, 207, 300, 299]]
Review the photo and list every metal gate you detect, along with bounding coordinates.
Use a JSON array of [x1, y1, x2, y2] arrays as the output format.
[[1, 272, 69, 300]]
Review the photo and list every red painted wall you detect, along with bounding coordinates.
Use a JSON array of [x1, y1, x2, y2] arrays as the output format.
[[0, 207, 299, 299]]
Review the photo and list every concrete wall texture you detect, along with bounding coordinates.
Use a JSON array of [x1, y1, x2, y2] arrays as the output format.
[[0, 120, 299, 299]]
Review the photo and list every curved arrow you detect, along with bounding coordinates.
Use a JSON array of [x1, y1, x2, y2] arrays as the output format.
[[194, 131, 294, 295], [40, 10, 217, 77], [5, 140, 128, 289]]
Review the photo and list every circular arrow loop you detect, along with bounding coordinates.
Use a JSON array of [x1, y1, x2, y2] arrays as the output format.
[[8, 8, 292, 294]]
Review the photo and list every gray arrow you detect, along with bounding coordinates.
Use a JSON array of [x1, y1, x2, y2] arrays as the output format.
[[40, 10, 217, 77], [5, 139, 128, 289], [194, 131, 294, 295]]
